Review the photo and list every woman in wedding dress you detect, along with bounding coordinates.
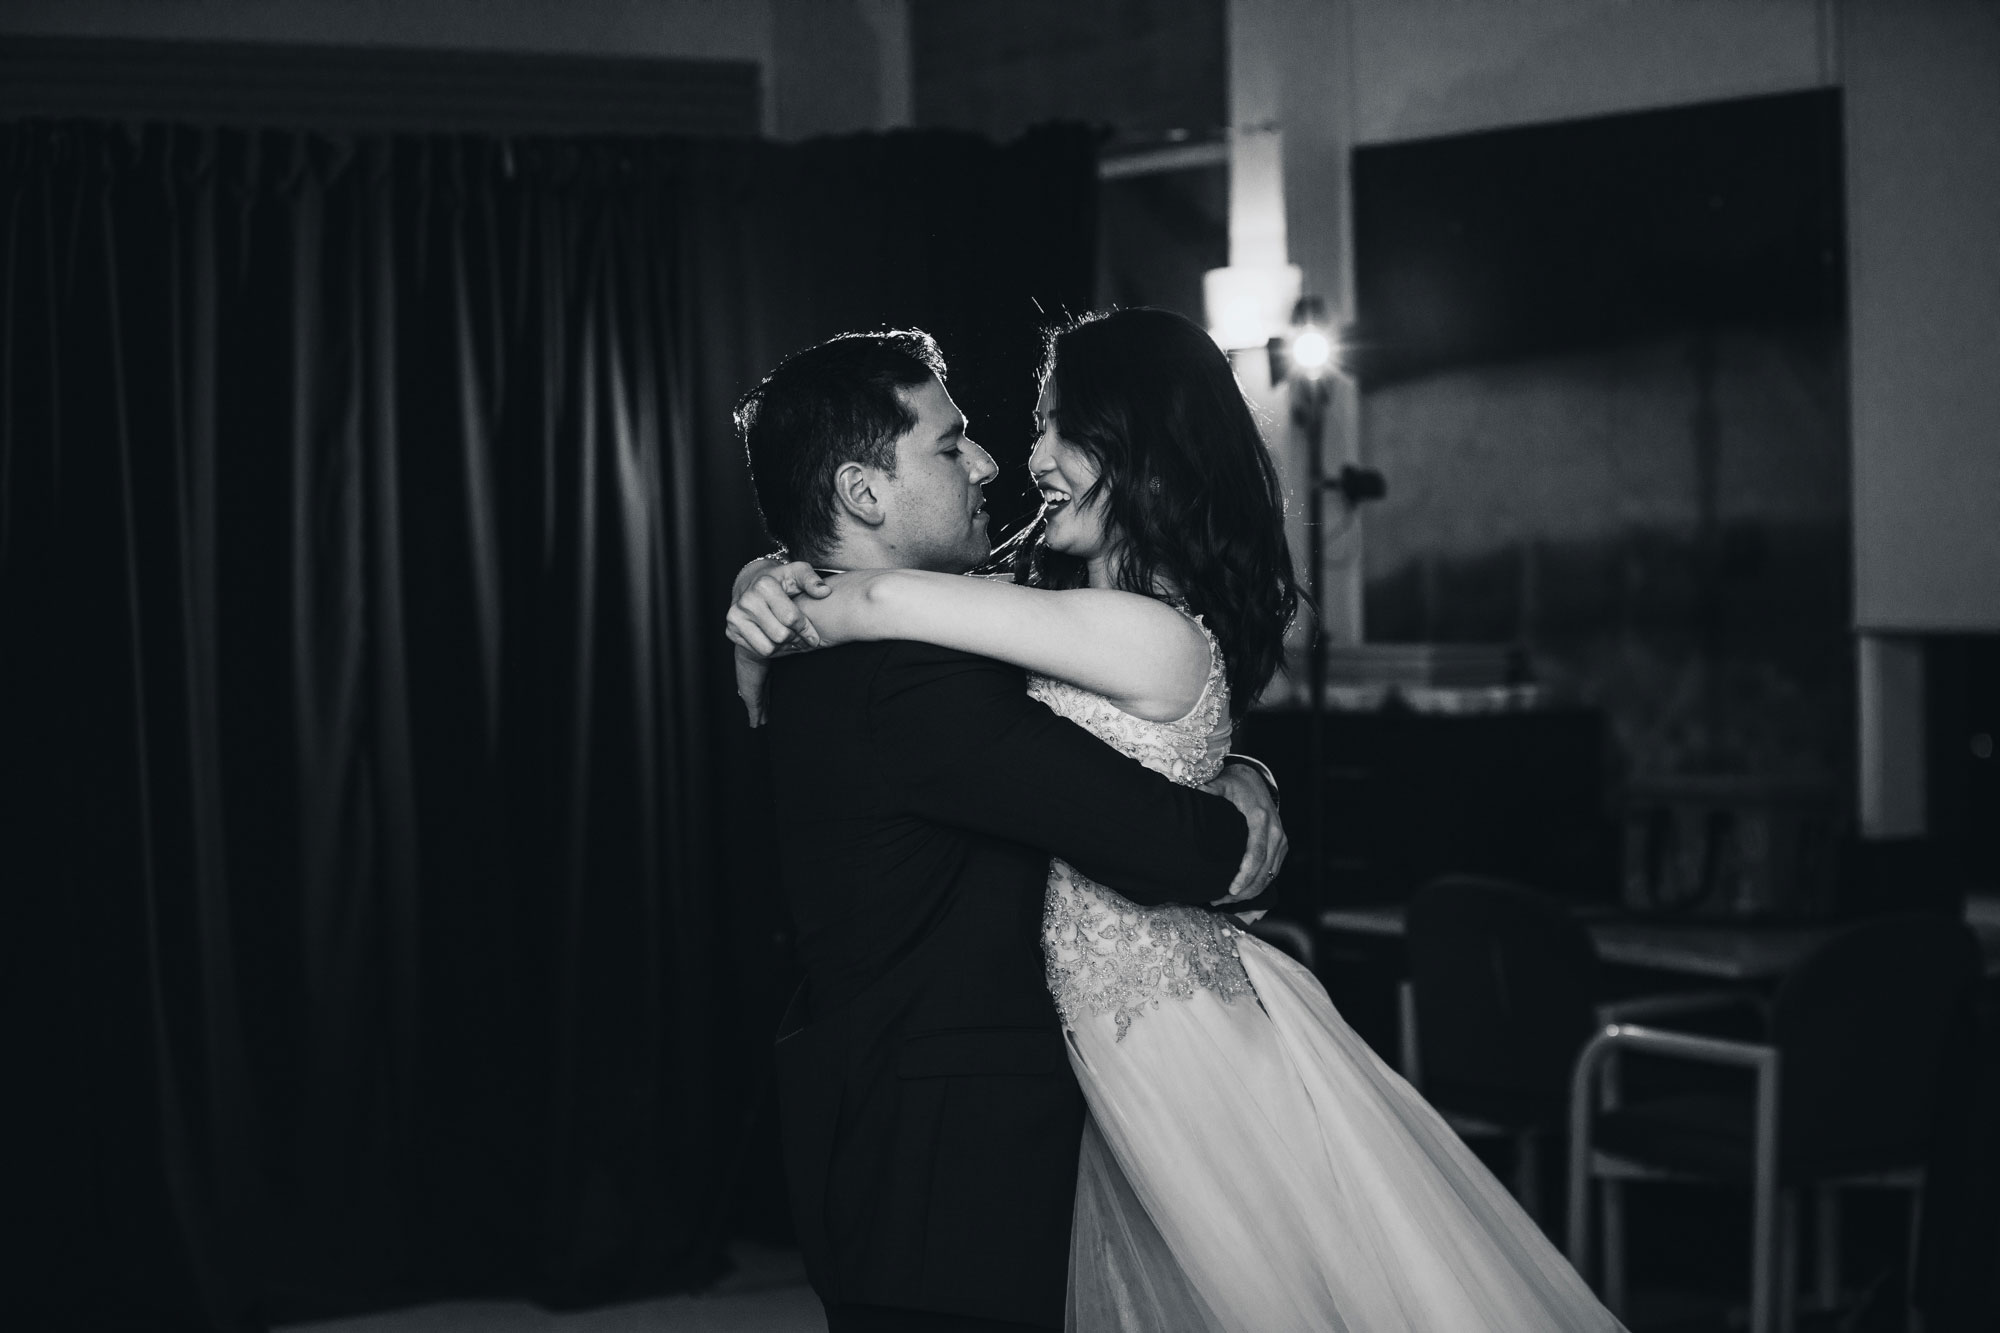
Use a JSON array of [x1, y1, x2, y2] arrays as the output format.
[[728, 308, 1622, 1332]]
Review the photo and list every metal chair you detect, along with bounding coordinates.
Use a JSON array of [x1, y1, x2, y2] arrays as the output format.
[[1401, 876, 1753, 1223], [1565, 914, 1982, 1333]]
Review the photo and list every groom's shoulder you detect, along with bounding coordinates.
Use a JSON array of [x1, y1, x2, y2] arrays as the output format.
[[776, 640, 1019, 702], [785, 640, 1023, 713], [874, 639, 1013, 671], [868, 639, 1025, 693], [770, 643, 1025, 753]]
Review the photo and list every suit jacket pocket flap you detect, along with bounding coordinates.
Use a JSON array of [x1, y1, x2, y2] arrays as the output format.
[[897, 1027, 1065, 1079]]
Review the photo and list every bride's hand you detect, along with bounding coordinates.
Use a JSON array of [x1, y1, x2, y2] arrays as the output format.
[[725, 559, 831, 659]]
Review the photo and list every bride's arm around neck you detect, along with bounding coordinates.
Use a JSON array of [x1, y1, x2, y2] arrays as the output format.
[[815, 569, 1212, 723]]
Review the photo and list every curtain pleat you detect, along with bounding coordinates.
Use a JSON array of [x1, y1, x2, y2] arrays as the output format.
[[448, 204, 502, 752], [102, 138, 214, 1323]]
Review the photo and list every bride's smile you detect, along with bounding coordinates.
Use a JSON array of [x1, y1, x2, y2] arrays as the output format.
[[1029, 383, 1115, 578]]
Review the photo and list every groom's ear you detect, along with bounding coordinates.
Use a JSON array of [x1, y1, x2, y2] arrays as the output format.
[[830, 461, 887, 529]]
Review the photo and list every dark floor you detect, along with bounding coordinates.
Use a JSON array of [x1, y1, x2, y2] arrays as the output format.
[[276, 1244, 821, 1333], [275, 1237, 1918, 1333]]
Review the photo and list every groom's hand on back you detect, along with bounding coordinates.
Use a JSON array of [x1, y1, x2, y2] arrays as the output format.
[[1205, 763, 1288, 905]]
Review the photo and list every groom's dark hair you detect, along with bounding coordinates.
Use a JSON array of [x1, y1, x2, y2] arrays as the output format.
[[735, 329, 947, 559]]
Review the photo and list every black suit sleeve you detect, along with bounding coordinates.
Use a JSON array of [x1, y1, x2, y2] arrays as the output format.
[[869, 643, 1246, 907]]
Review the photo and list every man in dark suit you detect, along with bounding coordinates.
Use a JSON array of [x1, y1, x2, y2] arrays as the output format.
[[728, 330, 1281, 1332]]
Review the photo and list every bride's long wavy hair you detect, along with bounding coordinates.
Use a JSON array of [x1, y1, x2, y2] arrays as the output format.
[[994, 307, 1300, 716]]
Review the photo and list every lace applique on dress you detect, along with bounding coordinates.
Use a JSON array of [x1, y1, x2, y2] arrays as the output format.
[[1028, 613, 1253, 1039]]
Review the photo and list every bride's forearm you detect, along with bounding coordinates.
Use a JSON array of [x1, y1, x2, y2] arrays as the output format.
[[819, 569, 1210, 721], [792, 567, 915, 644], [799, 568, 1025, 647]]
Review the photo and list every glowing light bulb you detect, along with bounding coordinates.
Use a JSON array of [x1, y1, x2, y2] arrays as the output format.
[[1291, 326, 1333, 376]]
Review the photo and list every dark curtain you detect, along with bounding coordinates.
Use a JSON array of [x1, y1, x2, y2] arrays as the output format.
[[0, 120, 1096, 1332]]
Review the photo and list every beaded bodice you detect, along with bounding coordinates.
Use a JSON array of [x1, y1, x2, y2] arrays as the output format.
[[1027, 615, 1252, 1039]]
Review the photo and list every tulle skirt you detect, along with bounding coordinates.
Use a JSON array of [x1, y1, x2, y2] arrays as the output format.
[[1064, 932, 1624, 1332]]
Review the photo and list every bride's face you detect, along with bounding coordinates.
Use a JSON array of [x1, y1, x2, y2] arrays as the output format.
[[1029, 383, 1112, 562]]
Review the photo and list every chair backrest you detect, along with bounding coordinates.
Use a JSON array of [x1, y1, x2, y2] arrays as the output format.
[[1772, 913, 1982, 1176], [1406, 875, 1599, 1117]]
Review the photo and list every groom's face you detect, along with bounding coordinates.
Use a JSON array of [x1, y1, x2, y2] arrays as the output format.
[[877, 374, 998, 573]]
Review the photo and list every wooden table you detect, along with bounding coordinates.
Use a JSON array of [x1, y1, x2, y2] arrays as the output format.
[[1318, 899, 2000, 982]]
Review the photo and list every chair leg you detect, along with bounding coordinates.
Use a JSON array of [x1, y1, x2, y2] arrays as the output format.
[[1750, 1162, 1780, 1333], [1603, 1178, 1627, 1318], [1814, 1184, 1840, 1311], [1396, 980, 1420, 1086], [1565, 1106, 1591, 1281], [1747, 1043, 1782, 1333], [1906, 1181, 1926, 1333], [1778, 1189, 1800, 1333], [1514, 1129, 1541, 1224]]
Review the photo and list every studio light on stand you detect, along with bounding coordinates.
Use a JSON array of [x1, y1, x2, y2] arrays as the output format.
[[1269, 296, 1386, 902], [1205, 269, 1388, 902]]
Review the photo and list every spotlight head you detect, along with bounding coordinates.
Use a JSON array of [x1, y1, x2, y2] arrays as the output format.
[[1290, 326, 1332, 375], [1279, 294, 1337, 381]]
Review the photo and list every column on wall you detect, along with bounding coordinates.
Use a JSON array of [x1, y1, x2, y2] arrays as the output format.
[[1843, 0, 2000, 837]]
